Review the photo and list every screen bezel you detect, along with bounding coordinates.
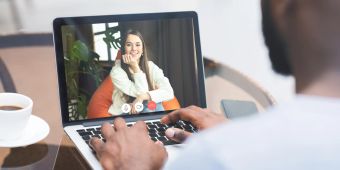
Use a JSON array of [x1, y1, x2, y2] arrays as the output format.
[[53, 11, 206, 126]]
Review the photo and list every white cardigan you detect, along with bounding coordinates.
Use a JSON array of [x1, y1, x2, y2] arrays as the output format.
[[108, 60, 174, 115]]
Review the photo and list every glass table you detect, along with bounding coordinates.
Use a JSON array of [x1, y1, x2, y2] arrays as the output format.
[[0, 33, 274, 169]]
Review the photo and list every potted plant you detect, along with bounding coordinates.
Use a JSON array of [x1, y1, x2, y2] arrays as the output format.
[[64, 40, 105, 120]]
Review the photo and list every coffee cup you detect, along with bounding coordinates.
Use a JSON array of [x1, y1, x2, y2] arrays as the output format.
[[0, 93, 33, 141]]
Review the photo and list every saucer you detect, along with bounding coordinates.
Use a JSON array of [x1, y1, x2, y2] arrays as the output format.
[[0, 115, 50, 147]]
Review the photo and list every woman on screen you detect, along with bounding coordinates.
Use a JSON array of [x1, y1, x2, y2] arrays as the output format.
[[108, 29, 175, 115]]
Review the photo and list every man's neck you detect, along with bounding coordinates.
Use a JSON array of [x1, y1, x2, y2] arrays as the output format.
[[296, 70, 340, 98]]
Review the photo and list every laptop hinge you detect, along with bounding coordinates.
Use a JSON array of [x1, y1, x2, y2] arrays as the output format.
[[82, 114, 165, 127]]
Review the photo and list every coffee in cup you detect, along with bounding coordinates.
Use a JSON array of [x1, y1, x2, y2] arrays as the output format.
[[0, 93, 33, 141], [0, 105, 23, 111]]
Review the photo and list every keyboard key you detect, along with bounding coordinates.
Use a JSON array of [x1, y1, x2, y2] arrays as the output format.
[[93, 131, 101, 135], [76, 129, 85, 133], [162, 140, 179, 145], [149, 133, 159, 138], [78, 131, 93, 136], [82, 135, 91, 140], [86, 128, 95, 132], [157, 136, 167, 142], [156, 127, 166, 132], [148, 129, 157, 133], [147, 124, 157, 129], [182, 120, 192, 125], [153, 121, 161, 124], [85, 140, 90, 145], [182, 125, 193, 130], [146, 122, 153, 125], [127, 124, 133, 127], [186, 129, 197, 133], [167, 122, 176, 127], [91, 134, 101, 138], [189, 124, 197, 129], [96, 127, 101, 131], [157, 124, 167, 128], [151, 137, 158, 142], [177, 121, 186, 126], [157, 131, 165, 136], [174, 124, 182, 129]]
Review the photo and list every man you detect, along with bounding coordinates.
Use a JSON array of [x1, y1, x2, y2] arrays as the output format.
[[90, 0, 340, 169]]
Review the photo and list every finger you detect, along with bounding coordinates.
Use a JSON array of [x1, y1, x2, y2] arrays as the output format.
[[155, 140, 164, 147], [187, 105, 205, 113], [126, 55, 131, 63], [134, 121, 148, 133], [101, 122, 115, 140], [122, 55, 126, 63], [113, 117, 126, 131], [165, 128, 192, 143], [129, 55, 135, 63], [154, 140, 168, 159], [100, 152, 115, 170], [161, 107, 198, 125], [89, 137, 104, 156], [129, 55, 134, 63]]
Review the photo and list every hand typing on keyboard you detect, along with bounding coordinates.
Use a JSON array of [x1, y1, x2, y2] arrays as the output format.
[[90, 118, 167, 170], [89, 105, 227, 170], [161, 105, 227, 143]]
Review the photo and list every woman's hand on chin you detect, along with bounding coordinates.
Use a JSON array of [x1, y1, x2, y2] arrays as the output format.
[[122, 54, 140, 73]]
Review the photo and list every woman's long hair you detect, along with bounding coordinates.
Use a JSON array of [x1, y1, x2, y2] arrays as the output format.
[[120, 29, 154, 102]]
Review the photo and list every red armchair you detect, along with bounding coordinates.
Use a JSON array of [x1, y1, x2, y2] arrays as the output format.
[[87, 76, 181, 119]]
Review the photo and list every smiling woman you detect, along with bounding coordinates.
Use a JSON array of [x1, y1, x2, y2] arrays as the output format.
[[109, 29, 175, 115]]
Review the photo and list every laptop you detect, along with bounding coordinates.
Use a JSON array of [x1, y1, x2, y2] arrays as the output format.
[[53, 11, 206, 169]]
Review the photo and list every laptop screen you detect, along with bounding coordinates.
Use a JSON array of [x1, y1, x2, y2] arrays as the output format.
[[53, 12, 206, 123]]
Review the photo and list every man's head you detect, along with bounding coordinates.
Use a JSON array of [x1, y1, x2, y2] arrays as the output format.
[[261, 0, 340, 79], [261, 0, 291, 75]]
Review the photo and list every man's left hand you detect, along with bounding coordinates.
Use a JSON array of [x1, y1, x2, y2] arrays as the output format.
[[90, 118, 167, 170]]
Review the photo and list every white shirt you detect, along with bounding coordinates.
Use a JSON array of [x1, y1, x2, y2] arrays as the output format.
[[164, 95, 340, 170], [108, 60, 174, 115]]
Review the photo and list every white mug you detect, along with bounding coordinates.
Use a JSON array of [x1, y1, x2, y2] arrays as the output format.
[[0, 93, 33, 141]]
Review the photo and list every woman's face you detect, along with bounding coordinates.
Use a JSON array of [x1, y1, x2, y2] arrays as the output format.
[[124, 34, 143, 60]]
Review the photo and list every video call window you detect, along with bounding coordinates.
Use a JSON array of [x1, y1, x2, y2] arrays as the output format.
[[61, 18, 201, 121]]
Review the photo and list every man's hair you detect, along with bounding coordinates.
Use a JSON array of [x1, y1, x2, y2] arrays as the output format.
[[261, 0, 292, 76]]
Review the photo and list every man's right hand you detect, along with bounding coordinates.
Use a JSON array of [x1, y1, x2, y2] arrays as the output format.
[[161, 105, 227, 143]]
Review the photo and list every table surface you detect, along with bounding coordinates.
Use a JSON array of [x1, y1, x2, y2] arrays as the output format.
[[0, 44, 274, 169]]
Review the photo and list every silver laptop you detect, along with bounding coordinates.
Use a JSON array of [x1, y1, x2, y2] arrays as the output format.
[[53, 11, 206, 169]]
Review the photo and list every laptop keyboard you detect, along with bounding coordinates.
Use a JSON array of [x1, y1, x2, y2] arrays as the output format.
[[76, 120, 197, 147]]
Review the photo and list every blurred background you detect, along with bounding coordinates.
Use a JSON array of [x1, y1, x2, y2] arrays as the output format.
[[0, 0, 295, 103]]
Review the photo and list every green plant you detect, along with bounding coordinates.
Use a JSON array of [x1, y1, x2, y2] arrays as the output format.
[[64, 25, 121, 120], [64, 40, 105, 120]]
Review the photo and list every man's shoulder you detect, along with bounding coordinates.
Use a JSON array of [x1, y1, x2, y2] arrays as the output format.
[[196, 98, 340, 145], [167, 97, 340, 169], [189, 97, 340, 159]]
